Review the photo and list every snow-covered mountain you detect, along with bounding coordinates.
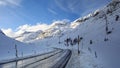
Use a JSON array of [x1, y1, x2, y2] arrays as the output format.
[[1, 0, 120, 68], [22, 1, 119, 68], [15, 30, 43, 42], [14, 20, 70, 42]]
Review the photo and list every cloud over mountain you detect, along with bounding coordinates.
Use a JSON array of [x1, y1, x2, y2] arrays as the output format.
[[2, 19, 70, 38]]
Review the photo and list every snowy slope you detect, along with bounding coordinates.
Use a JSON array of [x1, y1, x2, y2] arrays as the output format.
[[27, 1, 120, 68], [66, 1, 120, 68], [0, 30, 52, 62]]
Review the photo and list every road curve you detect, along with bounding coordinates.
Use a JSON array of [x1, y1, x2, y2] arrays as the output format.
[[51, 49, 72, 68], [0, 49, 72, 68]]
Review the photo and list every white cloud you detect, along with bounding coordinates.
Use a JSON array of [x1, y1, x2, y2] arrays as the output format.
[[54, 0, 68, 12], [17, 19, 70, 33], [54, 0, 80, 13], [52, 19, 70, 24], [17, 23, 49, 32], [2, 20, 70, 38], [2, 23, 49, 37], [55, 0, 92, 15], [54, 0, 109, 15], [48, 8, 57, 15], [0, 1, 6, 6], [0, 0, 22, 6]]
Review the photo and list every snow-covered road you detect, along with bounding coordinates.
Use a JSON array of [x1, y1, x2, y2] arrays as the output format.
[[0, 49, 71, 68]]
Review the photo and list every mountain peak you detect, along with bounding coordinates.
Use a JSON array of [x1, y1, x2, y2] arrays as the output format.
[[0, 30, 5, 35]]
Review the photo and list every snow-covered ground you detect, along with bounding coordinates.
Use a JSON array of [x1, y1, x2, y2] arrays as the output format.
[[0, 0, 120, 68], [0, 30, 53, 62], [28, 1, 120, 68]]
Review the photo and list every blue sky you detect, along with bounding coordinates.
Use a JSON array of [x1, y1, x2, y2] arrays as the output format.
[[0, 0, 111, 29]]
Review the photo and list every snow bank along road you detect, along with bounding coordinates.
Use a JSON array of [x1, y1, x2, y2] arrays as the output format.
[[0, 49, 72, 68]]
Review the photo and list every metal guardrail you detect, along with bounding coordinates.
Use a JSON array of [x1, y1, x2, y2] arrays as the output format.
[[0, 49, 60, 65], [0, 49, 72, 68]]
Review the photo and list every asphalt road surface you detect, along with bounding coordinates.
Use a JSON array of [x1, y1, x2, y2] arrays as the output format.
[[0, 49, 72, 68]]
